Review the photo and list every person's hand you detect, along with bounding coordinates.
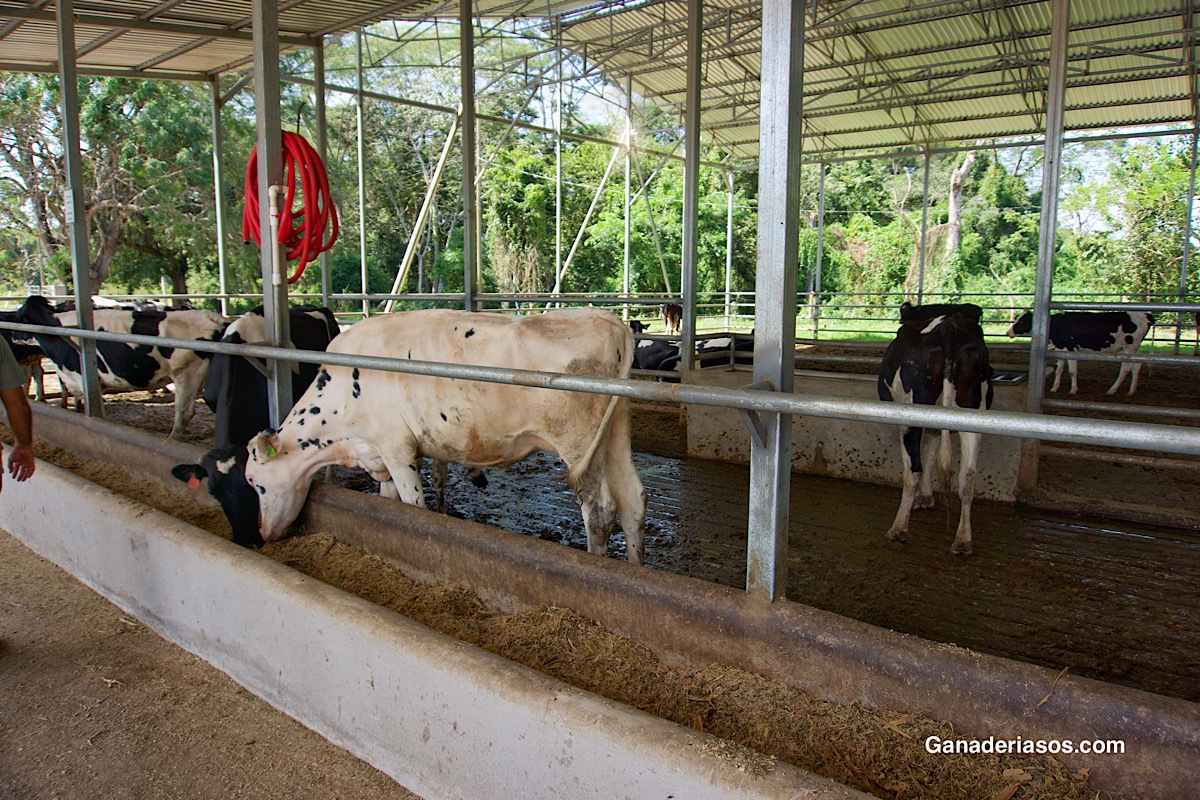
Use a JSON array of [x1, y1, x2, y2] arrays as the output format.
[[8, 443, 34, 483]]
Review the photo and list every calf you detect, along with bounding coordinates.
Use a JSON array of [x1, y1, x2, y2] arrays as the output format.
[[899, 301, 983, 324], [878, 314, 994, 555], [171, 306, 339, 546], [243, 307, 647, 563], [661, 303, 682, 335], [628, 320, 651, 335], [16, 295, 228, 438], [1006, 310, 1154, 395]]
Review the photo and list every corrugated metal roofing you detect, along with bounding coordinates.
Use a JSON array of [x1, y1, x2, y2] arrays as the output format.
[[0, 0, 1196, 159]]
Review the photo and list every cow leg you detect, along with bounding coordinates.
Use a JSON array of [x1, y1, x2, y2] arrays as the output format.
[[604, 406, 647, 565], [378, 479, 400, 500], [915, 429, 940, 509], [430, 459, 450, 513], [951, 431, 982, 555], [31, 362, 44, 402], [1067, 358, 1080, 394], [1049, 359, 1065, 392], [1107, 360, 1140, 395], [377, 445, 425, 508], [167, 368, 206, 439], [887, 427, 922, 541]]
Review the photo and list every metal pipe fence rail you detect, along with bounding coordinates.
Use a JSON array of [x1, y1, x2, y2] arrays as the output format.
[[5, 320, 1200, 460]]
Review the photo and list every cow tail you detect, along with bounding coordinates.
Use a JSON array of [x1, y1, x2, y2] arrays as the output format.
[[566, 326, 635, 489]]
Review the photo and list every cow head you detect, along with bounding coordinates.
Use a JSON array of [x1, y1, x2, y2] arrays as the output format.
[[1006, 310, 1034, 338], [172, 445, 263, 548], [243, 430, 313, 542], [628, 320, 650, 335]]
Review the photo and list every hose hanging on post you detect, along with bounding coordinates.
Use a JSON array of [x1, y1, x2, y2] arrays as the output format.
[[242, 131, 339, 284]]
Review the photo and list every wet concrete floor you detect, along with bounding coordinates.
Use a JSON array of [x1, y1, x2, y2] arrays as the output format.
[[411, 447, 1200, 705]]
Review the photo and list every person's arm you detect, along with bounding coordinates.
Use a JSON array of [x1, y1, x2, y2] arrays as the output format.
[[0, 386, 34, 486]]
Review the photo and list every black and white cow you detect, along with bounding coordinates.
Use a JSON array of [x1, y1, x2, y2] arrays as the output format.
[[633, 338, 681, 372], [628, 319, 651, 335], [1006, 309, 1154, 395], [171, 306, 340, 547], [661, 303, 682, 336], [243, 307, 648, 564], [0, 309, 45, 401], [16, 295, 228, 438], [878, 314, 994, 555], [899, 301, 983, 325]]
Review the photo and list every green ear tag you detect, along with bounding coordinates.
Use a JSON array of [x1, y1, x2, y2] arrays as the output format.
[[265, 442, 277, 458]]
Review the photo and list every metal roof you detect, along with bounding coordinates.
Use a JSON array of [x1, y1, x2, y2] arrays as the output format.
[[0, 0, 1196, 159]]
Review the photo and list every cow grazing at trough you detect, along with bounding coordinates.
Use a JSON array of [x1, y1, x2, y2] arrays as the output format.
[[0, 310, 44, 401], [243, 307, 648, 563], [878, 314, 994, 555], [1006, 309, 1154, 395], [661, 303, 682, 336], [170, 305, 340, 547], [899, 301, 983, 324], [16, 295, 228, 438]]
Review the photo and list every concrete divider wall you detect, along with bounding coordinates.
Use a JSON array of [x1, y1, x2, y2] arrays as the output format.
[[22, 403, 1200, 800], [0, 459, 869, 800]]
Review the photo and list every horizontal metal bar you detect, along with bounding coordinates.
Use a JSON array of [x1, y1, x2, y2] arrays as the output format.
[[6, 320, 1200, 458], [1043, 398, 1200, 422], [0, 6, 313, 46], [1045, 350, 1199, 367], [1040, 444, 1200, 471], [0, 60, 208, 82], [1050, 301, 1200, 313]]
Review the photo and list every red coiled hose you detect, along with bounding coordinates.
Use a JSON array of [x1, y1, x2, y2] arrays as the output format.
[[242, 131, 339, 284]]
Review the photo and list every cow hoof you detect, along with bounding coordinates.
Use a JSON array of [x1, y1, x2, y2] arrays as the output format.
[[885, 528, 907, 542], [951, 541, 973, 555]]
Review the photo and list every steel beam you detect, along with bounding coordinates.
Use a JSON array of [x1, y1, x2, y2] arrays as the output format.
[[461, 2, 478, 311], [210, 76, 230, 317], [313, 39, 332, 309], [680, 0, 702, 372], [252, 0, 292, 426], [55, 0, 101, 417], [1027, 0, 1070, 418], [356, 31, 370, 319], [748, 0, 804, 601]]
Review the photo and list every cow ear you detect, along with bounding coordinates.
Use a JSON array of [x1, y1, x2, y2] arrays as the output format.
[[171, 463, 207, 489], [262, 433, 282, 459]]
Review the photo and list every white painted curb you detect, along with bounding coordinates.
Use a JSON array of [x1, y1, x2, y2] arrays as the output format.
[[0, 460, 868, 800]]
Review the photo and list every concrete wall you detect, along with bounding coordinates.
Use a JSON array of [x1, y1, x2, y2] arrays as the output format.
[[21, 404, 1200, 800], [686, 367, 1026, 501], [0, 458, 869, 800]]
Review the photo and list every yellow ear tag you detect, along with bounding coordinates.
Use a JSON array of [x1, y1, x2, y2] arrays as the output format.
[[265, 442, 277, 458]]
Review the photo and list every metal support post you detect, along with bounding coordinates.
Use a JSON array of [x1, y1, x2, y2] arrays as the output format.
[[314, 38, 332, 309], [554, 20, 563, 300], [624, 75, 633, 321], [749, 0, 804, 601], [1176, 124, 1198, 353], [356, 30, 369, 318], [1027, 0, 1070, 416], [1022, 0, 1070, 490], [725, 169, 735, 328], [813, 162, 826, 340], [55, 0, 101, 416], [460, 0, 478, 310], [680, 0, 702, 370], [252, 0, 292, 426], [210, 76, 229, 317], [917, 150, 931, 303]]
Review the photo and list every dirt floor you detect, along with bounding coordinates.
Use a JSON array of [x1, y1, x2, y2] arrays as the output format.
[[0, 530, 420, 800], [2, 391, 1113, 800]]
